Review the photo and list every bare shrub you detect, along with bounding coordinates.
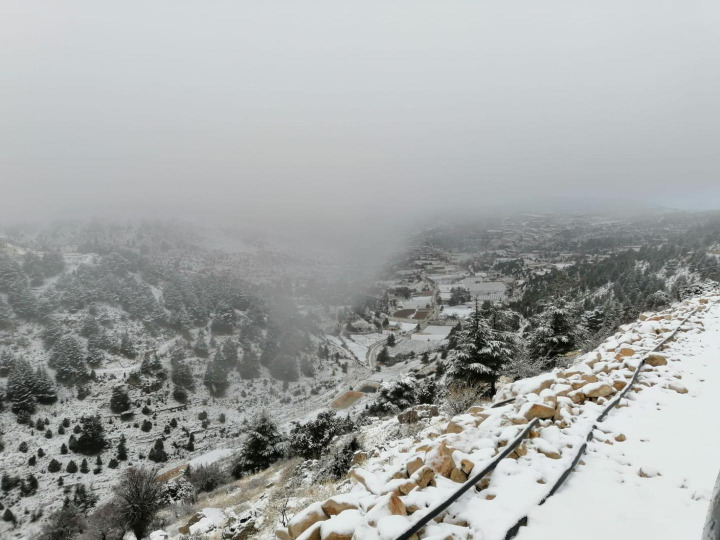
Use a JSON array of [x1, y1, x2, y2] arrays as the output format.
[[442, 382, 487, 417], [186, 463, 228, 494], [114, 467, 162, 539]]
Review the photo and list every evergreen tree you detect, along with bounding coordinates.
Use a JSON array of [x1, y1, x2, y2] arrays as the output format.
[[581, 308, 605, 336], [80, 458, 89, 474], [148, 439, 168, 462], [7, 358, 37, 414], [376, 346, 390, 365], [0, 349, 14, 376], [66, 460, 78, 473], [34, 367, 57, 404], [171, 361, 195, 391], [238, 348, 260, 380], [49, 335, 87, 385], [232, 412, 284, 477], [528, 305, 577, 360], [48, 459, 61, 473], [269, 354, 299, 382], [75, 416, 106, 454], [86, 346, 104, 368], [194, 329, 209, 358], [446, 299, 513, 393], [117, 435, 128, 461], [119, 333, 137, 359], [203, 358, 228, 396], [299, 355, 315, 378], [110, 386, 131, 414]]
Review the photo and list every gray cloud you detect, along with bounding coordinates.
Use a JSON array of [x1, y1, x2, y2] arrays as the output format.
[[1, 0, 720, 227]]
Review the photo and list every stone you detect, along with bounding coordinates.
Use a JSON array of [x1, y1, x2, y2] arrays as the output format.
[[288, 502, 328, 539], [296, 522, 321, 540], [365, 493, 407, 526], [398, 405, 440, 424], [615, 434, 626, 442], [667, 382, 688, 394], [522, 402, 556, 421], [646, 354, 667, 367], [411, 465, 435, 489], [276, 528, 292, 540], [406, 456, 424, 476], [445, 420, 464, 434], [425, 441, 456, 477], [618, 347, 635, 357], [321, 497, 358, 517], [612, 380, 628, 391], [351, 451, 368, 465], [460, 458, 475, 475], [584, 383, 613, 399], [450, 467, 468, 483]]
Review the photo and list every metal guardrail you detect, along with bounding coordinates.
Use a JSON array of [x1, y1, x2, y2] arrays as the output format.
[[396, 418, 539, 540]]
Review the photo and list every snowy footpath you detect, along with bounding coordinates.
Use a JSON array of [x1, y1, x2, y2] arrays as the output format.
[[517, 300, 720, 540]]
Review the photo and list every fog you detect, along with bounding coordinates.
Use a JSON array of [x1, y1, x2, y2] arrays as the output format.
[[2, 0, 720, 231]]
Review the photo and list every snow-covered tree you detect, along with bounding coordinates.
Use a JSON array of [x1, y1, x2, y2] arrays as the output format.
[[34, 367, 57, 404], [7, 358, 37, 414], [238, 347, 260, 379], [446, 300, 513, 393], [49, 335, 87, 385], [528, 305, 577, 360], [110, 386, 131, 414], [232, 412, 285, 477]]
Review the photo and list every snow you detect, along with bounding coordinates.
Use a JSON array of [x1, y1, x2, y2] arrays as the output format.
[[515, 299, 720, 540], [315, 295, 720, 540], [188, 508, 227, 534], [188, 448, 235, 468]]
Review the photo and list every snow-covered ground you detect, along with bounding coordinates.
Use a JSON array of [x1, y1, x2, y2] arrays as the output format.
[[276, 295, 719, 540], [516, 299, 720, 540]]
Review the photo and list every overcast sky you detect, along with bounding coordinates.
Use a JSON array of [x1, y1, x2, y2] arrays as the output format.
[[1, 0, 720, 228]]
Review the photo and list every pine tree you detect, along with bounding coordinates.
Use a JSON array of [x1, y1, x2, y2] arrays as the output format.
[[80, 458, 89, 473], [148, 439, 168, 462], [120, 333, 137, 359], [172, 361, 195, 391], [75, 415, 106, 454], [49, 335, 87, 385], [7, 358, 37, 414], [110, 386, 131, 414], [194, 329, 209, 358], [48, 459, 61, 473], [66, 460, 78, 473], [528, 305, 577, 360], [238, 348, 260, 379], [117, 435, 128, 461], [0, 349, 14, 376], [446, 299, 513, 393], [203, 358, 228, 396], [34, 367, 57, 404], [232, 412, 285, 477]]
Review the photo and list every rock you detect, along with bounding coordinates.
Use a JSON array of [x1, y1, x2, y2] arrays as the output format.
[[667, 382, 688, 394], [615, 434, 626, 442], [460, 458, 475, 475], [425, 441, 456, 477], [365, 493, 407, 527], [445, 420, 464, 434], [612, 380, 628, 391], [178, 513, 204, 535], [296, 522, 322, 540], [638, 467, 661, 478], [351, 451, 368, 465], [410, 465, 435, 489], [288, 502, 328, 539], [646, 354, 667, 367], [348, 468, 383, 494], [320, 509, 362, 540], [406, 456, 424, 476], [276, 527, 292, 540], [222, 517, 257, 540], [618, 347, 635, 357], [397, 405, 439, 424], [450, 467, 468, 483], [321, 496, 358, 517], [583, 382, 613, 398], [521, 402, 556, 421]]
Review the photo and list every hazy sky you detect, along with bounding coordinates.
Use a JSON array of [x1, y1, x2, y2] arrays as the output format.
[[2, 0, 720, 227]]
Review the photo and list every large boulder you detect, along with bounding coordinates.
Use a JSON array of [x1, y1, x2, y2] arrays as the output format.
[[288, 502, 328, 539], [521, 402, 556, 421]]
